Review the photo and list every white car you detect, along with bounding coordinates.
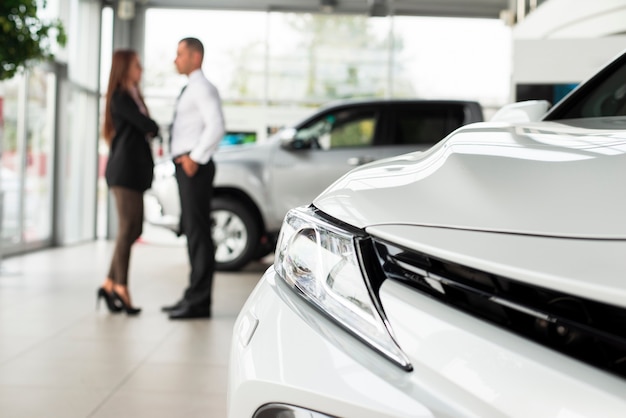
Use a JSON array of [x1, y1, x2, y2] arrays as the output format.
[[227, 50, 626, 418]]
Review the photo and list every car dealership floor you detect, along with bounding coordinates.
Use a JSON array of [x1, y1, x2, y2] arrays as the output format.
[[0, 227, 268, 418]]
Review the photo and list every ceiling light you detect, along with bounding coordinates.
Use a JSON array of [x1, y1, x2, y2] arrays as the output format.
[[320, 0, 337, 13], [369, 0, 388, 17], [118, 0, 135, 20]]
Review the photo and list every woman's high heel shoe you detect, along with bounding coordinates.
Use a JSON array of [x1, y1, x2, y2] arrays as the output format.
[[97, 287, 122, 313], [112, 291, 142, 315]]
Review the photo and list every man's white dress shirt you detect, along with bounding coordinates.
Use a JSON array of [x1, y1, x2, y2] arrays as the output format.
[[171, 69, 225, 164]]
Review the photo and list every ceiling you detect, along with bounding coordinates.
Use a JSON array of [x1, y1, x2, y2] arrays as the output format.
[[141, 0, 515, 19]]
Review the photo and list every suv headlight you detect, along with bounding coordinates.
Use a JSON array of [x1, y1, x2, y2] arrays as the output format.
[[274, 206, 411, 370]]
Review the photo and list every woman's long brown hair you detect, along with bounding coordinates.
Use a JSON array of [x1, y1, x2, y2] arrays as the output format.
[[102, 49, 148, 145]]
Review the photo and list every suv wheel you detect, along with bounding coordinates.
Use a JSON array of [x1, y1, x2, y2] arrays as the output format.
[[211, 197, 260, 271]]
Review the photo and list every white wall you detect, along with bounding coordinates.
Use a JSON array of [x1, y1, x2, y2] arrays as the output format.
[[514, 0, 626, 39], [513, 38, 626, 85], [512, 0, 626, 99]]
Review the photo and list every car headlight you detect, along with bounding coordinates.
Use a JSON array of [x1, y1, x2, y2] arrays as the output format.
[[274, 205, 411, 370]]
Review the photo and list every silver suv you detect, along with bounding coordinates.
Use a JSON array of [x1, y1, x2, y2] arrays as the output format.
[[145, 99, 483, 270]]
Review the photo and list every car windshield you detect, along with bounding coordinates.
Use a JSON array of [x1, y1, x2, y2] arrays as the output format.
[[545, 51, 626, 120]]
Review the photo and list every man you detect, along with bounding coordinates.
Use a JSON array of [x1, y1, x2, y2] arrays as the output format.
[[163, 37, 225, 319]]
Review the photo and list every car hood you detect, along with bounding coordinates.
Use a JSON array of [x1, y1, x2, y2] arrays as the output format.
[[213, 140, 275, 162], [314, 118, 626, 239]]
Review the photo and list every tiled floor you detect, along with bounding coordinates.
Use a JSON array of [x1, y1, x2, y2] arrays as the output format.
[[0, 231, 268, 418]]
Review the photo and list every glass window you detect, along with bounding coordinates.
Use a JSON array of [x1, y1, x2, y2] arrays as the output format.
[[143, 9, 267, 120], [141, 10, 511, 142], [295, 108, 376, 150], [267, 13, 390, 103], [392, 106, 464, 145], [24, 68, 54, 243], [143, 9, 269, 146], [545, 53, 626, 120], [55, 0, 101, 245], [0, 67, 55, 250], [0, 76, 22, 246], [97, 6, 113, 239]]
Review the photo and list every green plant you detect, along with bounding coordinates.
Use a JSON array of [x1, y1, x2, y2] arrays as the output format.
[[0, 0, 67, 81]]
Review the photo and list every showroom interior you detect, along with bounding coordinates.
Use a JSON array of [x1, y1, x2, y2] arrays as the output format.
[[1, 0, 626, 417]]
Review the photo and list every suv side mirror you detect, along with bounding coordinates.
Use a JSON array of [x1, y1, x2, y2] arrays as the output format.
[[491, 100, 551, 123], [279, 128, 313, 150], [278, 128, 296, 148]]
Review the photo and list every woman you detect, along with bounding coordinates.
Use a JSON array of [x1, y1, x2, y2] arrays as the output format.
[[98, 49, 159, 315]]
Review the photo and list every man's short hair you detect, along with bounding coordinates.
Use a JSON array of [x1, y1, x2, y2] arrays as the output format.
[[181, 37, 204, 58]]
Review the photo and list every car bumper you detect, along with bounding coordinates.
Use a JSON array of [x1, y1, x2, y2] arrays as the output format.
[[228, 266, 626, 418], [228, 266, 433, 418]]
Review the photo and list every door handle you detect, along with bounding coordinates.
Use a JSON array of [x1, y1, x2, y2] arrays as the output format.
[[347, 156, 375, 166]]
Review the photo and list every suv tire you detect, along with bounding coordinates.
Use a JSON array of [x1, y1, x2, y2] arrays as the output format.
[[211, 197, 260, 271]]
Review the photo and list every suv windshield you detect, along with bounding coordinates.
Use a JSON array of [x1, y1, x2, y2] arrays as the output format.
[[545, 51, 626, 120]]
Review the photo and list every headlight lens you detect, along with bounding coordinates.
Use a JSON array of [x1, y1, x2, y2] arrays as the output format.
[[274, 206, 410, 369]]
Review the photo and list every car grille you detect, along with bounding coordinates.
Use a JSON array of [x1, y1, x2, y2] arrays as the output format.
[[369, 238, 626, 379]]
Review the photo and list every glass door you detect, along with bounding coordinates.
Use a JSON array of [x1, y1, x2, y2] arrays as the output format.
[[0, 67, 56, 255]]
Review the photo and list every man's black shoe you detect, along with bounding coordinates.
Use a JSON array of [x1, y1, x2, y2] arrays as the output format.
[[168, 305, 211, 320], [161, 300, 186, 312]]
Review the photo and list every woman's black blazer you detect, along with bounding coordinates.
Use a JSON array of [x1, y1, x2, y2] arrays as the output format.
[[105, 89, 159, 192]]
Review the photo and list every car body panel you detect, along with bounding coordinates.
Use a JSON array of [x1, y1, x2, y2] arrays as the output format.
[[268, 143, 423, 226], [315, 118, 626, 239], [379, 279, 626, 417], [229, 268, 435, 418], [213, 142, 275, 225], [228, 268, 626, 418]]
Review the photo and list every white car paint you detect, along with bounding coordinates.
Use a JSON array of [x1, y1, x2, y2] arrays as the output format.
[[228, 50, 626, 418], [229, 267, 626, 417], [315, 119, 626, 238]]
